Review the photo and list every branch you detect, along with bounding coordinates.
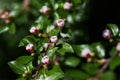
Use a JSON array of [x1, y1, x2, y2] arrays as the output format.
[[32, 63, 43, 79], [88, 51, 118, 80]]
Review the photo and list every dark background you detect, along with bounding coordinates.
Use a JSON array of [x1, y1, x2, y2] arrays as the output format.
[[0, 0, 120, 79]]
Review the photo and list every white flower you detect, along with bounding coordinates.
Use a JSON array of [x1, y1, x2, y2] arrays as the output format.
[[64, 2, 72, 10], [29, 27, 38, 34], [26, 44, 34, 52], [116, 43, 120, 51], [50, 36, 58, 43], [56, 19, 65, 28], [81, 48, 91, 58], [41, 56, 50, 64]]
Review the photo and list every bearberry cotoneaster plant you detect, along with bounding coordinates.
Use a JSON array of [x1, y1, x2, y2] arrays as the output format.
[[0, 0, 120, 80]]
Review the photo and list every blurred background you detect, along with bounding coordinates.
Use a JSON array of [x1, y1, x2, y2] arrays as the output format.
[[0, 0, 120, 80]]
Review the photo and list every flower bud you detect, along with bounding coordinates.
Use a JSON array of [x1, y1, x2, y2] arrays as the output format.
[[81, 49, 91, 58], [102, 29, 111, 39], [41, 56, 50, 64], [26, 44, 34, 52], [1, 11, 10, 19], [29, 27, 39, 34], [64, 2, 72, 10], [40, 6, 51, 15], [50, 36, 58, 43], [56, 19, 65, 28], [116, 43, 120, 52], [5, 19, 10, 24]]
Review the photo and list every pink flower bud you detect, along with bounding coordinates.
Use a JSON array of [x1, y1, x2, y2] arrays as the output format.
[[81, 49, 91, 58], [102, 29, 111, 39], [64, 2, 72, 10], [116, 43, 120, 52], [40, 6, 51, 15], [26, 44, 34, 52], [29, 27, 39, 34], [56, 19, 65, 28], [41, 56, 50, 64], [50, 36, 58, 43]]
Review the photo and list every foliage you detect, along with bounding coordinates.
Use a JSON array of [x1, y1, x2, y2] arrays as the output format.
[[0, 0, 120, 80]]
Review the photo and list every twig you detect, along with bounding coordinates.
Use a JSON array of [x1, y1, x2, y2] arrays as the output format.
[[32, 63, 43, 79], [88, 51, 118, 80]]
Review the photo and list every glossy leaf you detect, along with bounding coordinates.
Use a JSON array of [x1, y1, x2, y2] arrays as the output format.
[[49, 28, 60, 36], [91, 42, 105, 58], [36, 65, 64, 80], [58, 42, 74, 54], [65, 69, 89, 80], [46, 47, 58, 60], [46, 65, 64, 80], [26, 62, 35, 73], [64, 56, 80, 67], [16, 77, 26, 80], [109, 47, 117, 56], [72, 44, 92, 57], [0, 25, 9, 34], [100, 71, 115, 80], [9, 23, 16, 34], [8, 61, 26, 74], [60, 32, 71, 38], [18, 36, 36, 47], [107, 24, 119, 36], [16, 56, 33, 65], [82, 62, 100, 75], [109, 56, 120, 70]]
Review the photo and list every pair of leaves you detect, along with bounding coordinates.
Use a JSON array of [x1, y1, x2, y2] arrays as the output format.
[[8, 56, 33, 74]]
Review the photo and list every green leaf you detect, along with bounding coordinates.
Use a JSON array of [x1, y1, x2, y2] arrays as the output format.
[[16, 56, 33, 65], [67, 15, 74, 24], [72, 44, 92, 57], [46, 65, 64, 80], [49, 28, 60, 36], [36, 65, 64, 80], [8, 23, 16, 34], [64, 56, 80, 67], [91, 42, 105, 58], [46, 25, 55, 33], [60, 32, 71, 38], [118, 30, 120, 37], [109, 47, 117, 56], [0, 25, 9, 34], [18, 35, 36, 47], [46, 47, 58, 60], [58, 42, 74, 55], [100, 71, 115, 80], [107, 24, 119, 36], [109, 56, 120, 70], [16, 77, 26, 80], [26, 62, 35, 73], [82, 62, 100, 75], [65, 69, 89, 80], [36, 38, 49, 53], [8, 61, 26, 74]]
